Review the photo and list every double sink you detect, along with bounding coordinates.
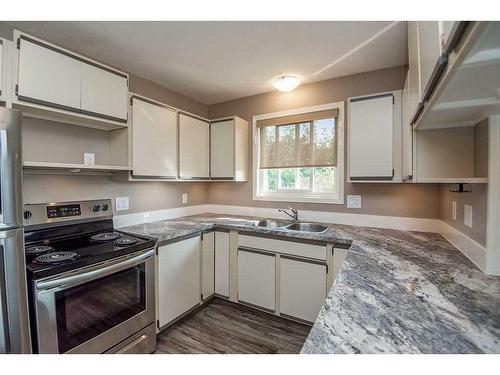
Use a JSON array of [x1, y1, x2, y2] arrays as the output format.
[[256, 219, 328, 233]]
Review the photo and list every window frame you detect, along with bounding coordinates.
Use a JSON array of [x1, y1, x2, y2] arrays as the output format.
[[253, 102, 344, 205]]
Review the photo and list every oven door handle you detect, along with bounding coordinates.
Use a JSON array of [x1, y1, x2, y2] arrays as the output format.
[[36, 249, 155, 291]]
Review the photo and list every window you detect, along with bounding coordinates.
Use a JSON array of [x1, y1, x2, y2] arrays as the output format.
[[253, 103, 344, 204]]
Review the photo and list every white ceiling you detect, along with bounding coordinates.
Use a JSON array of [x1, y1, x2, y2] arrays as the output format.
[[9, 21, 407, 105]]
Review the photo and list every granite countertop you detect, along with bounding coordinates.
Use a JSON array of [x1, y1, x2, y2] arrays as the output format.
[[120, 213, 353, 248], [121, 213, 500, 354]]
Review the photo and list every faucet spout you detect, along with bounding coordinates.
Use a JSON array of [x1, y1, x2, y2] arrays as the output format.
[[278, 207, 298, 221]]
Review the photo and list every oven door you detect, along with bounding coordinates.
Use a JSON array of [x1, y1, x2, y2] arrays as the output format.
[[34, 248, 155, 354]]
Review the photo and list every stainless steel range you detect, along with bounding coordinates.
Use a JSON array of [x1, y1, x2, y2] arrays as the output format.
[[23, 199, 157, 354]]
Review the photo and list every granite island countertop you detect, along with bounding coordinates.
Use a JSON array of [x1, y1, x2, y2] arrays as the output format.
[[120, 213, 500, 354]]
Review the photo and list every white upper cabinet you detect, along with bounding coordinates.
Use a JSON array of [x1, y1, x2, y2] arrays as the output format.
[[348, 94, 395, 181], [17, 37, 82, 109], [0, 40, 4, 101], [210, 117, 248, 181], [14, 31, 128, 129], [210, 119, 234, 178], [407, 21, 421, 117], [417, 21, 442, 101], [131, 96, 177, 178], [401, 74, 414, 180], [81, 63, 128, 120], [179, 113, 210, 179]]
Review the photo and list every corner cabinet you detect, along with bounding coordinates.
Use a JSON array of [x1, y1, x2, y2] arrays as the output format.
[[13, 31, 128, 130], [214, 231, 230, 297], [210, 117, 248, 181], [201, 232, 215, 301], [157, 236, 201, 329], [131, 96, 178, 179], [179, 113, 210, 179], [348, 90, 402, 182]]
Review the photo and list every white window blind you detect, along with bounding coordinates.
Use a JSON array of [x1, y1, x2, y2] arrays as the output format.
[[257, 109, 338, 170]]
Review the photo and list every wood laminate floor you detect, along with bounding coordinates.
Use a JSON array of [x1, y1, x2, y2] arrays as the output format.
[[155, 298, 311, 354]]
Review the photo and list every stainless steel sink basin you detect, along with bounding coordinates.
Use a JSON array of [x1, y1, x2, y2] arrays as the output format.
[[285, 222, 328, 233], [256, 219, 291, 228]]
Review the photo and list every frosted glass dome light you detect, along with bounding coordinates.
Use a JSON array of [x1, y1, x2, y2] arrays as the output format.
[[273, 76, 300, 92]]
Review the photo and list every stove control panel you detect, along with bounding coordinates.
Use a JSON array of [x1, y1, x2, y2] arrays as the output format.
[[24, 199, 113, 227]]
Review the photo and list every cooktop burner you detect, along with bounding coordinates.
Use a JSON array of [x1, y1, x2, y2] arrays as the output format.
[[25, 220, 155, 280], [34, 251, 78, 264], [26, 245, 54, 255], [115, 237, 139, 246], [90, 232, 121, 242]]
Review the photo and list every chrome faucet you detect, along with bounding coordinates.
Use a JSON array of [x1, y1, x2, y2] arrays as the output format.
[[278, 207, 298, 221]]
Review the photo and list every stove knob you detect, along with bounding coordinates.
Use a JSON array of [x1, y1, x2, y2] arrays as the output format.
[[92, 204, 101, 213], [24, 210, 32, 220], [101, 204, 109, 212]]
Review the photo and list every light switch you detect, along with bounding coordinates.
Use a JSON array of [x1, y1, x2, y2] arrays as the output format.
[[347, 195, 362, 209], [182, 193, 188, 204], [464, 204, 473, 228], [116, 197, 129, 211], [452, 200, 457, 221]]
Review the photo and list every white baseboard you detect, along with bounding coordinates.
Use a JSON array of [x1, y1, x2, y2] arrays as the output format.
[[113, 203, 498, 275], [439, 221, 500, 276]]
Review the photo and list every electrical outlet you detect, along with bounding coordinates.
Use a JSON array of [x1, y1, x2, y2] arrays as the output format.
[[452, 200, 457, 221], [116, 197, 129, 211], [347, 195, 362, 209], [182, 193, 188, 204], [464, 204, 473, 228], [84, 152, 95, 166]]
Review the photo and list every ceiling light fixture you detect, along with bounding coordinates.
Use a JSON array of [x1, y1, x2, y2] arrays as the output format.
[[273, 76, 300, 92]]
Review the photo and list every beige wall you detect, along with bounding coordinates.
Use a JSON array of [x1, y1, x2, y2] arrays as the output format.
[[208, 66, 441, 219], [440, 184, 488, 246], [439, 119, 489, 246]]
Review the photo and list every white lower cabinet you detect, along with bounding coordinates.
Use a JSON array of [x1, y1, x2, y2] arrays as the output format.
[[214, 231, 230, 297], [279, 256, 327, 322], [157, 236, 201, 329], [237, 248, 276, 311], [201, 232, 215, 300]]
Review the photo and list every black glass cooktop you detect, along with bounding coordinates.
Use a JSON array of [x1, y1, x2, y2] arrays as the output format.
[[25, 220, 155, 280]]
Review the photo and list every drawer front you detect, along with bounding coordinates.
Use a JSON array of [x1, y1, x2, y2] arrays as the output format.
[[238, 234, 326, 260]]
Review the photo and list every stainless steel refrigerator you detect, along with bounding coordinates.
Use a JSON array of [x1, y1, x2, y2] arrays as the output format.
[[0, 107, 31, 353]]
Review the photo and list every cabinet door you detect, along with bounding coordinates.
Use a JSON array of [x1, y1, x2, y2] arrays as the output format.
[[17, 37, 81, 109], [157, 236, 200, 328], [417, 21, 442, 101], [349, 94, 394, 180], [81, 63, 128, 120], [214, 231, 230, 297], [237, 249, 275, 311], [132, 98, 177, 178], [0, 41, 3, 99], [210, 120, 234, 178], [407, 21, 421, 118], [402, 74, 413, 179], [179, 113, 210, 178], [279, 257, 327, 322], [201, 232, 215, 300]]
